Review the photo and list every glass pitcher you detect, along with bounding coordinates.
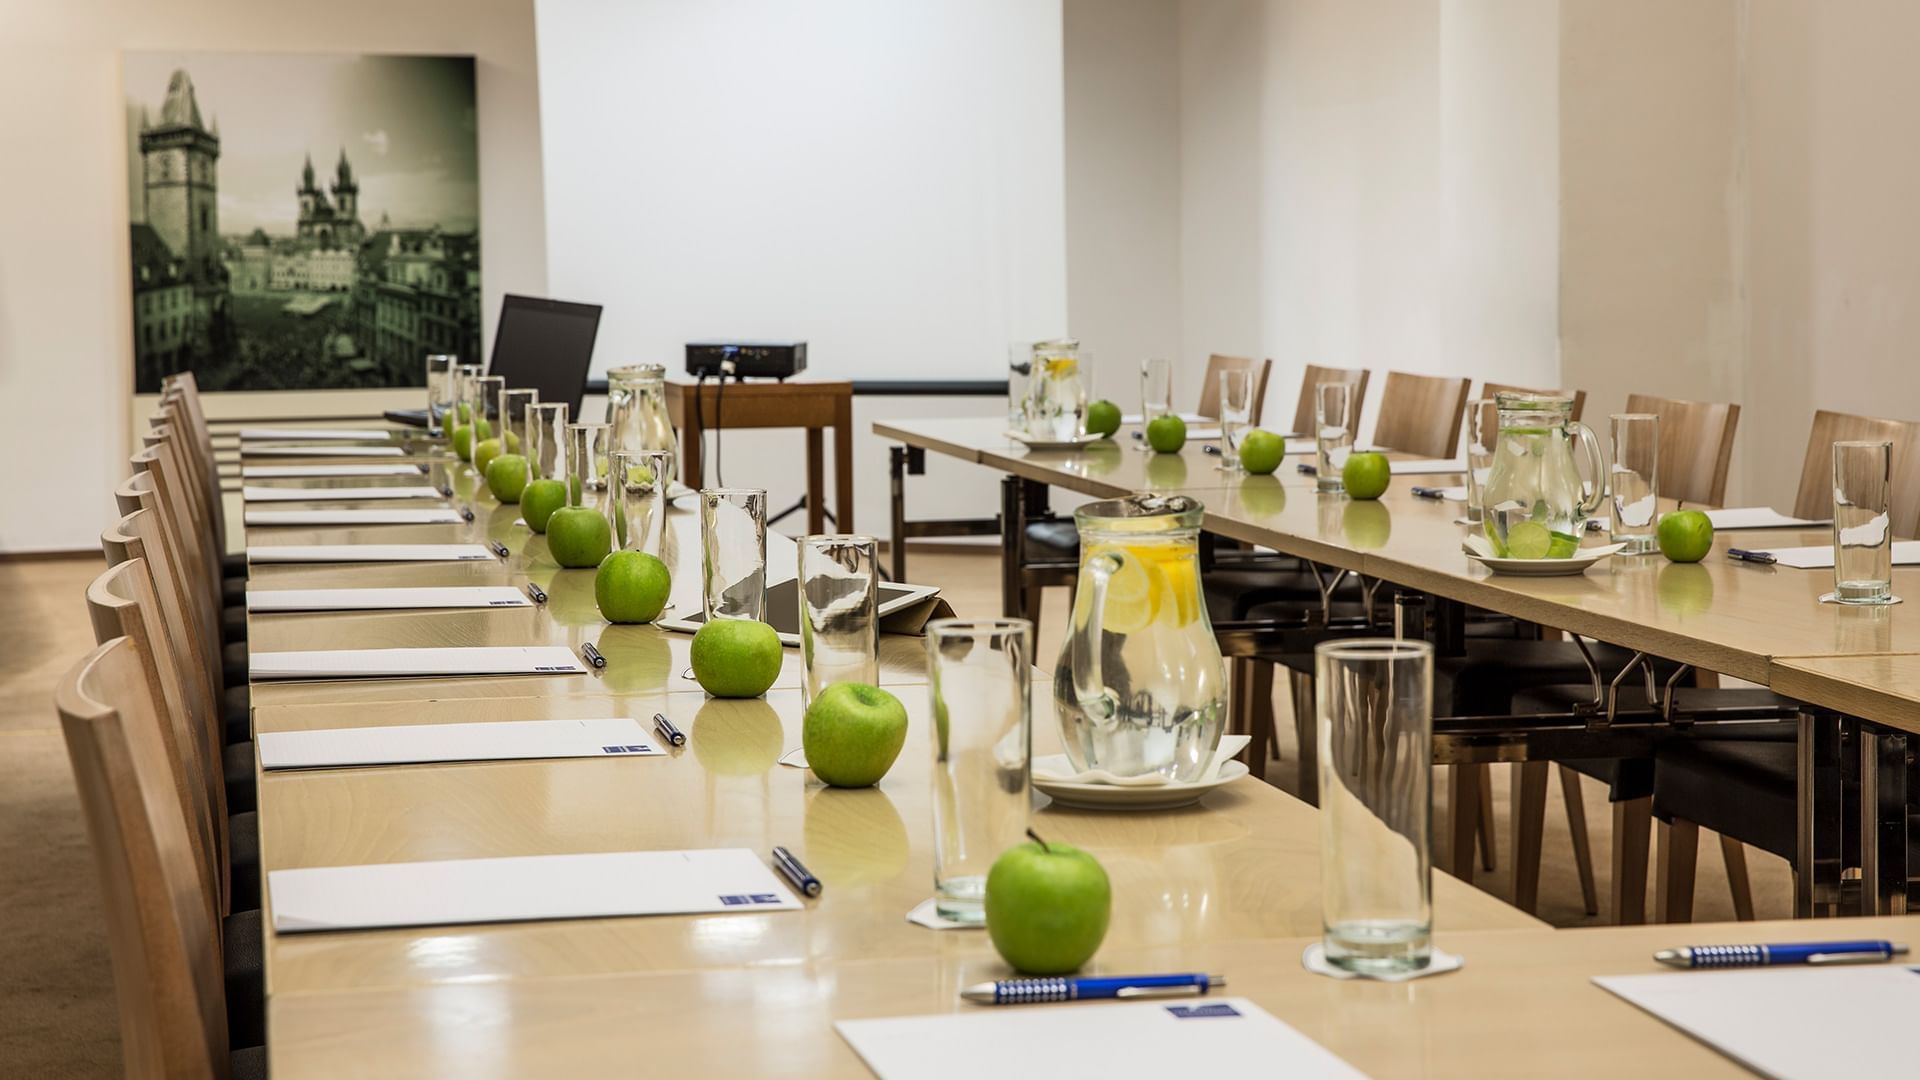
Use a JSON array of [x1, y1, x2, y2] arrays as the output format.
[[1025, 343, 1086, 440], [1053, 494, 1228, 782], [1479, 393, 1606, 559], [605, 364, 678, 486]]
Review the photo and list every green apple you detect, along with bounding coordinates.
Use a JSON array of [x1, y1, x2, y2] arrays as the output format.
[[1146, 413, 1186, 453], [546, 506, 612, 568], [802, 683, 908, 788], [521, 478, 568, 532], [1085, 399, 1121, 438], [457, 402, 472, 424], [594, 550, 671, 624], [472, 436, 504, 477], [451, 423, 475, 461], [1658, 509, 1714, 563], [1342, 451, 1391, 499], [985, 831, 1112, 975], [689, 619, 783, 698], [503, 430, 522, 454], [1238, 429, 1286, 474], [485, 453, 529, 503]]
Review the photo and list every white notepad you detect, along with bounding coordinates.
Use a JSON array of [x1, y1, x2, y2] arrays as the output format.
[[1389, 458, 1468, 475], [248, 646, 587, 680], [243, 464, 425, 478], [1754, 540, 1920, 570], [1705, 506, 1829, 530], [245, 587, 530, 613], [239, 427, 398, 441], [258, 717, 661, 769], [246, 544, 495, 564], [1596, 966, 1920, 1078], [242, 485, 446, 503], [837, 998, 1362, 1080], [240, 445, 406, 458], [268, 848, 800, 933], [244, 509, 465, 526]]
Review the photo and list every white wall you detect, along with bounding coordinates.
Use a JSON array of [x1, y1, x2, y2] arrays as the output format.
[[0, 0, 547, 553]]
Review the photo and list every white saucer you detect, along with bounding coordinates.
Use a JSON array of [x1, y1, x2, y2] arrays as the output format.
[[1462, 535, 1627, 576], [1005, 430, 1106, 451], [1035, 760, 1249, 810]]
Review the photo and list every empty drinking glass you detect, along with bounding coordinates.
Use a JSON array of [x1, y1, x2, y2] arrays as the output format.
[[1609, 413, 1660, 555], [452, 362, 484, 427], [927, 618, 1032, 924], [701, 488, 768, 620], [1831, 440, 1896, 605], [471, 375, 505, 441], [567, 422, 614, 512], [1217, 369, 1255, 469], [797, 535, 880, 708], [1315, 382, 1353, 494], [500, 387, 539, 462], [532, 403, 570, 481], [1464, 398, 1496, 525], [1141, 357, 1173, 423], [611, 449, 671, 556], [424, 355, 456, 436], [1317, 638, 1434, 975]]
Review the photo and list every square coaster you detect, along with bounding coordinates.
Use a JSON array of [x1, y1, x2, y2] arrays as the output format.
[[1301, 942, 1463, 982]]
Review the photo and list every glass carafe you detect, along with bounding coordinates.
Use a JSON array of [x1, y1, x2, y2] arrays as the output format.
[[1025, 343, 1086, 440], [1479, 393, 1606, 559], [1053, 494, 1227, 782], [605, 364, 678, 487]]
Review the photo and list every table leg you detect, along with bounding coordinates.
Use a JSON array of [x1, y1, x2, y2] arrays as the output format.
[[834, 394, 854, 532], [1448, 763, 1479, 884], [806, 427, 825, 535], [1796, 709, 1845, 917], [680, 405, 704, 490], [888, 446, 909, 582], [1859, 726, 1910, 915], [999, 475, 1022, 619]]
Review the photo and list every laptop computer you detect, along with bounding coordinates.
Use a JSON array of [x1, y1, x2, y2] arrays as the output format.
[[387, 294, 604, 427]]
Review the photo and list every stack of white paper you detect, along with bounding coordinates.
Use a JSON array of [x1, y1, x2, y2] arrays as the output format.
[[259, 717, 661, 769], [1596, 966, 1920, 1078], [244, 508, 465, 526], [1704, 507, 1829, 530], [246, 544, 494, 564], [1756, 541, 1920, 570], [248, 646, 586, 680], [268, 848, 800, 932], [837, 998, 1362, 1079], [243, 464, 425, 479], [245, 587, 530, 613], [240, 445, 406, 458], [242, 485, 446, 503], [1388, 459, 1468, 475], [239, 427, 399, 441]]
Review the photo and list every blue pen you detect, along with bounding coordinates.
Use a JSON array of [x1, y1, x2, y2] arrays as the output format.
[[1727, 548, 1777, 565], [1297, 463, 1317, 475], [1410, 486, 1447, 500], [1654, 940, 1907, 969], [961, 973, 1227, 1004]]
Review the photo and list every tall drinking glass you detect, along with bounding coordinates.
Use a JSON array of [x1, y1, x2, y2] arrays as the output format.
[[452, 363, 484, 427], [701, 488, 768, 620], [1317, 638, 1434, 974], [1609, 413, 1660, 554], [567, 422, 614, 511], [532, 403, 570, 481], [798, 535, 880, 708], [1217, 369, 1254, 469], [1831, 440, 1896, 605], [424, 355, 456, 436], [611, 449, 671, 555], [1141, 357, 1173, 421], [471, 375, 505, 443], [1315, 382, 1353, 494], [1464, 398, 1496, 525], [927, 618, 1032, 924], [501, 388, 540, 462]]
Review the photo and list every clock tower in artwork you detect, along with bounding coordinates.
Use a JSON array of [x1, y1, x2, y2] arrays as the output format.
[[139, 69, 221, 285]]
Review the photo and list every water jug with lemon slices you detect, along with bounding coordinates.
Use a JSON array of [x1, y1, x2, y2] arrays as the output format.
[[1025, 342, 1087, 440], [1479, 393, 1607, 559], [1055, 494, 1228, 783]]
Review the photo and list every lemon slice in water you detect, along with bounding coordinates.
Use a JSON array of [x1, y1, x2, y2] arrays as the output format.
[[1073, 543, 1163, 634], [1503, 520, 1554, 560]]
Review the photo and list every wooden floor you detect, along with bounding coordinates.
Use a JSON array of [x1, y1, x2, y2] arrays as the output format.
[[0, 546, 1792, 1076]]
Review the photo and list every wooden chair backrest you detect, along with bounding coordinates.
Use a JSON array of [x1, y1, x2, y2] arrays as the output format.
[[1793, 410, 1920, 537], [161, 374, 224, 549], [1197, 354, 1274, 427], [86, 559, 224, 912], [104, 506, 221, 723], [131, 441, 222, 669], [1623, 393, 1742, 507], [1372, 371, 1473, 459], [55, 637, 229, 1079], [1290, 365, 1371, 437]]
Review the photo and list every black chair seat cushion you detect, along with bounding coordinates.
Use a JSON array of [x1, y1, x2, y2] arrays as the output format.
[[1023, 518, 1080, 564], [223, 907, 264, 1050], [230, 1046, 266, 1080], [222, 605, 249, 644], [223, 551, 249, 576], [223, 575, 248, 607], [1654, 738, 1800, 860], [223, 641, 248, 688], [225, 741, 256, 814], [224, 686, 250, 745], [230, 811, 261, 912], [1511, 685, 1794, 802]]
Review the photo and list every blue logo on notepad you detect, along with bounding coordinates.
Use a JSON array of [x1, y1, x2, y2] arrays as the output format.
[[1166, 1004, 1240, 1019], [601, 745, 650, 754], [720, 894, 784, 906]]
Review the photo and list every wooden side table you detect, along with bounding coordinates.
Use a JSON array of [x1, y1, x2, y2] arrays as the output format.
[[664, 379, 854, 534]]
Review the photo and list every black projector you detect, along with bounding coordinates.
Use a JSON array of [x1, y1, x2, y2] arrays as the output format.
[[686, 341, 808, 379]]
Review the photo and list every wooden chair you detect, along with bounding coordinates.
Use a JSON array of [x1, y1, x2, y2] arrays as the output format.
[[1289, 364, 1370, 436], [1622, 393, 1741, 507], [109, 482, 223, 717], [1792, 410, 1920, 536], [1370, 372, 1472, 459], [55, 636, 259, 1079], [1196, 355, 1273, 426]]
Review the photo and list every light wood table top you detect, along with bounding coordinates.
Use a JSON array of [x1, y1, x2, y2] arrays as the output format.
[[1771, 654, 1920, 734], [268, 914, 1920, 1078]]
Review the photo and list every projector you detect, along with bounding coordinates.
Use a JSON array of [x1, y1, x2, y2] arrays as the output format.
[[686, 341, 808, 380]]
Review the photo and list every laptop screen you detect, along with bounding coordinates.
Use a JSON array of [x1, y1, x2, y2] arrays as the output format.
[[488, 295, 602, 413]]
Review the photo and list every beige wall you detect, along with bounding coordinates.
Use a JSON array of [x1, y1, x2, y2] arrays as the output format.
[[0, 0, 546, 553]]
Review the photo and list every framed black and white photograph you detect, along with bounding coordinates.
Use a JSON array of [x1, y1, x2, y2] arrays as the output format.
[[123, 51, 480, 393]]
